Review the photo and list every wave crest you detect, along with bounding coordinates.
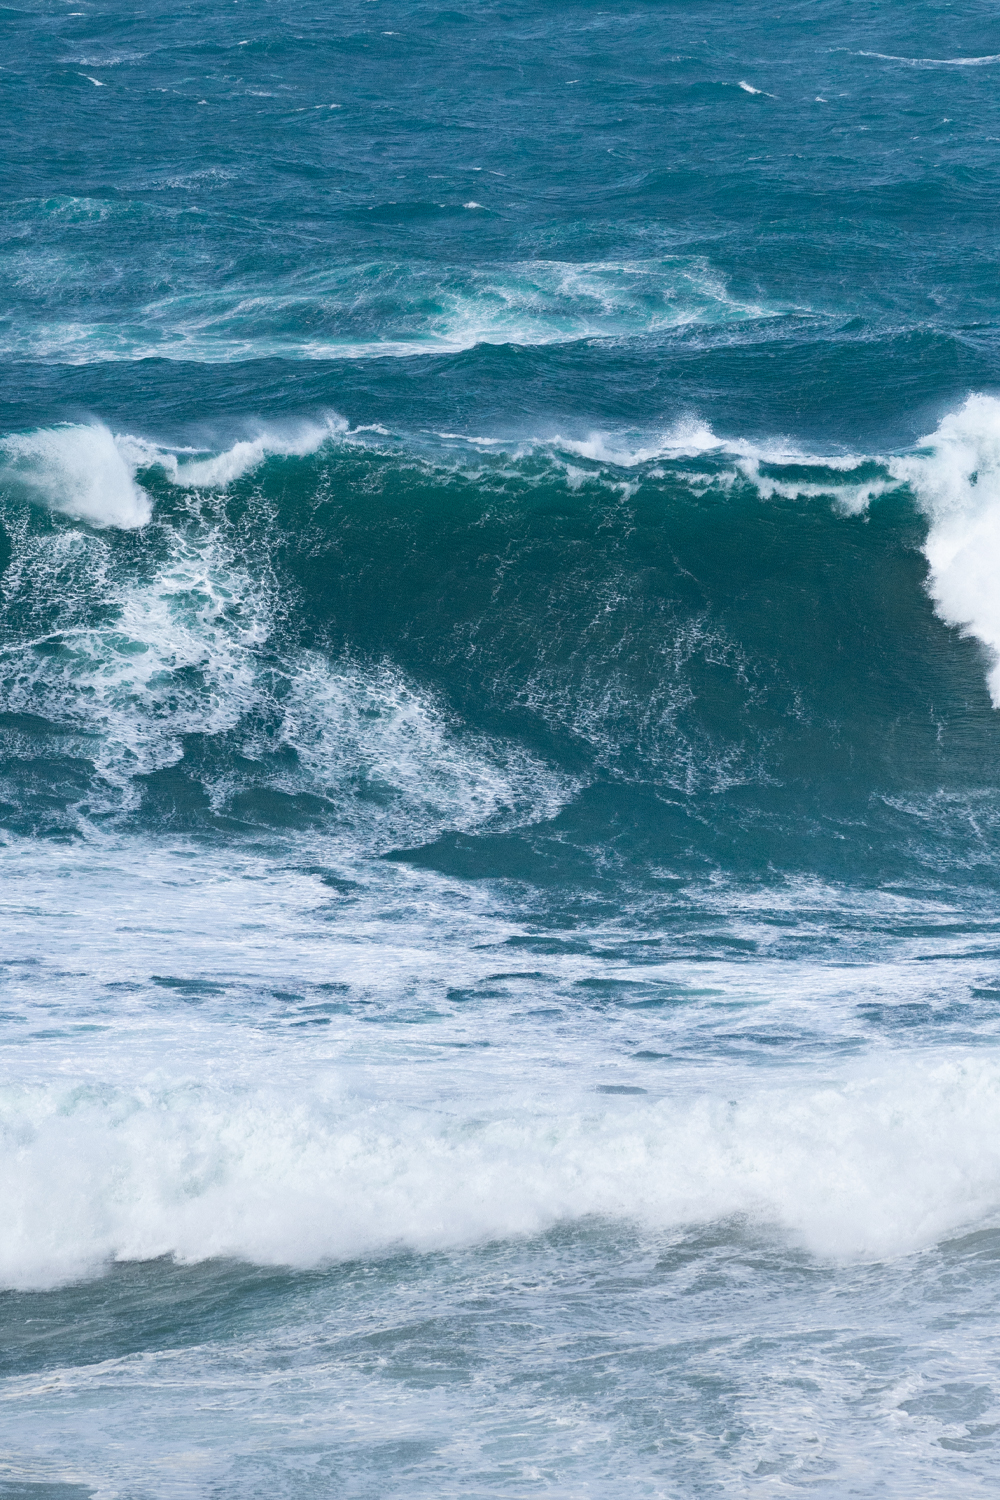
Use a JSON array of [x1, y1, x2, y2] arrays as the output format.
[[0, 424, 151, 528], [891, 394, 1000, 705]]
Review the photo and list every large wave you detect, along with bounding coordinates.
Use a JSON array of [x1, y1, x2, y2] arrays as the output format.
[[3, 397, 1000, 875]]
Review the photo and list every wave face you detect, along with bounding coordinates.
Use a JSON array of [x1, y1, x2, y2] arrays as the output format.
[[8, 2, 1000, 1497], [4, 409, 1000, 883]]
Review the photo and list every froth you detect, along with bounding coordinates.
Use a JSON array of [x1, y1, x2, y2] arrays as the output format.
[[277, 653, 571, 846], [583, 403, 1000, 717], [0, 258, 783, 364], [444, 420, 885, 507], [5, 1048, 1000, 1289], [0, 480, 571, 836], [549, 418, 723, 467], [646, 395, 1000, 712], [0, 526, 265, 805], [0, 416, 346, 533], [857, 50, 1000, 66]]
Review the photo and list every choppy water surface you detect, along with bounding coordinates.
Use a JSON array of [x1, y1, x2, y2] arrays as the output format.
[[6, 2, 1000, 1495]]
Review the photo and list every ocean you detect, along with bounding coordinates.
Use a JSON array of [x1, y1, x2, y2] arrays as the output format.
[[4, 1, 1000, 1494]]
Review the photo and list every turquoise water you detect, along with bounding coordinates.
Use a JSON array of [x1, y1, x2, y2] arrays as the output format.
[[6, 2, 1000, 1495]]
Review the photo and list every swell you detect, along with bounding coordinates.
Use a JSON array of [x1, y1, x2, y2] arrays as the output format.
[[0, 254, 783, 365]]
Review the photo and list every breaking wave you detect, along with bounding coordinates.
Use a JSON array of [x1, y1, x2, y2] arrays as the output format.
[[4, 395, 1000, 860], [5, 1043, 1000, 1288]]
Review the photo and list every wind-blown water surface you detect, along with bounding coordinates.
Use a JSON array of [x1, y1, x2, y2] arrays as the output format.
[[5, 2, 1000, 1495]]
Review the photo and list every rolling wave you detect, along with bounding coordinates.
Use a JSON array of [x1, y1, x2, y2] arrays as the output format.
[[6, 1042, 1000, 1288], [2, 396, 1000, 871]]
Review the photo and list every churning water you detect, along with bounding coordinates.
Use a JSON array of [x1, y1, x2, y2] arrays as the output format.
[[6, 3, 1000, 1495]]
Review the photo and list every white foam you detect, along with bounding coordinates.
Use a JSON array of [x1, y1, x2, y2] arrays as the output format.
[[549, 418, 723, 466], [72, 50, 146, 65], [0, 424, 151, 528], [274, 653, 572, 847], [0, 526, 266, 800], [530, 422, 883, 514], [0, 415, 348, 533], [4, 1045, 1000, 1289], [150, 414, 346, 488], [375, 403, 1000, 709], [890, 393, 1000, 704], [736, 81, 776, 97], [738, 456, 894, 513], [0, 468, 572, 832]]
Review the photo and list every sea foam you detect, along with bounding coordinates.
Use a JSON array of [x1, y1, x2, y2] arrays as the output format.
[[0, 457, 573, 833], [4, 1046, 1000, 1289], [530, 402, 1000, 712], [0, 416, 345, 531], [857, 50, 1000, 67], [0, 258, 783, 364]]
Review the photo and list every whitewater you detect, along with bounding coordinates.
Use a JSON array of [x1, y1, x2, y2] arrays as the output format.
[[6, 2, 1000, 1497]]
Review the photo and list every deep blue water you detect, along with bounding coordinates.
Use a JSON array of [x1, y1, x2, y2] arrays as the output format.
[[5, 2, 1000, 1495]]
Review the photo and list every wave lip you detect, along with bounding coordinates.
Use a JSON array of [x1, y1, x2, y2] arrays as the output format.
[[430, 418, 893, 516], [0, 415, 347, 529], [0, 428, 575, 834], [11, 395, 1000, 821], [543, 399, 1000, 716], [0, 424, 151, 528], [427, 403, 1000, 718], [889, 394, 1000, 706], [142, 414, 346, 488]]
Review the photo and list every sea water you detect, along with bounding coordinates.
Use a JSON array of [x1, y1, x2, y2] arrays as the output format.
[[5, 2, 1000, 1495]]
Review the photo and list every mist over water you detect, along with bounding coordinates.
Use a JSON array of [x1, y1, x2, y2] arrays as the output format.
[[6, 2, 1000, 1496]]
